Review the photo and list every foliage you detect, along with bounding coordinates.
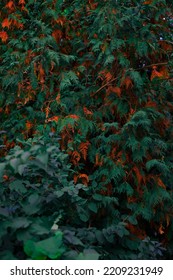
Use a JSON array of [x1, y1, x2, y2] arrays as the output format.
[[0, 135, 166, 260], [0, 0, 173, 259]]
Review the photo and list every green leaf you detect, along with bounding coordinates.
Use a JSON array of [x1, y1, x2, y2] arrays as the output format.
[[64, 231, 84, 246], [21, 152, 31, 163], [36, 233, 64, 259], [88, 202, 98, 213], [9, 158, 21, 173], [128, 216, 138, 225], [11, 217, 31, 229], [36, 153, 49, 167], [30, 220, 50, 235], [22, 194, 41, 215], [28, 193, 40, 204], [118, 182, 134, 196], [92, 194, 103, 201], [24, 240, 46, 260], [77, 249, 100, 260], [17, 164, 27, 176], [9, 180, 27, 194], [78, 206, 89, 222], [0, 250, 17, 260], [24, 232, 64, 260], [55, 190, 64, 198]]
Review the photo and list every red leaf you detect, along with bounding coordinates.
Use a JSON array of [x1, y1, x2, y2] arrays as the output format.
[[2, 18, 11, 29], [83, 107, 93, 115], [121, 76, 133, 89], [52, 29, 63, 43], [19, 0, 25, 4], [150, 66, 164, 81], [0, 31, 8, 42], [46, 116, 59, 123], [5, 1, 14, 10]]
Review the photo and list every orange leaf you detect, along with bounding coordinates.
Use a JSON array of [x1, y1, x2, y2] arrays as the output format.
[[121, 76, 133, 89], [166, 214, 170, 227], [109, 86, 121, 97], [89, 0, 98, 10], [5, 105, 10, 114], [45, 106, 50, 118], [13, 20, 24, 29], [46, 116, 59, 123], [0, 31, 8, 42], [143, 0, 152, 4], [158, 224, 164, 235], [145, 99, 157, 108], [19, 0, 25, 4], [56, 92, 61, 104], [95, 153, 103, 166], [83, 107, 93, 115], [79, 141, 90, 160], [78, 173, 89, 186], [66, 114, 79, 120], [159, 66, 169, 79], [150, 66, 164, 81], [73, 173, 89, 186], [99, 70, 113, 82], [2, 18, 11, 29], [73, 174, 78, 184], [5, 1, 14, 10], [133, 166, 143, 186], [127, 196, 137, 203], [52, 29, 63, 43], [101, 43, 107, 52], [159, 41, 173, 51], [26, 120, 33, 130], [105, 72, 113, 82], [157, 177, 166, 189], [71, 151, 81, 165], [78, 173, 89, 180], [126, 224, 146, 239], [51, 127, 56, 133], [55, 16, 66, 26], [38, 63, 45, 84]]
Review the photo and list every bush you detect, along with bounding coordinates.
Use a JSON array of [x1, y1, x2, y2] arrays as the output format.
[[0, 134, 166, 259]]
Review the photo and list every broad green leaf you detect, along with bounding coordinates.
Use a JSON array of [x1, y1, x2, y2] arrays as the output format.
[[88, 202, 97, 213], [21, 152, 31, 163], [9, 180, 27, 194], [9, 158, 21, 173], [36, 153, 49, 167], [77, 249, 100, 260], [11, 217, 31, 229], [36, 233, 64, 259]]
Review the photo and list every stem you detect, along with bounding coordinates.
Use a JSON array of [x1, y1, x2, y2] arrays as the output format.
[[92, 61, 169, 96]]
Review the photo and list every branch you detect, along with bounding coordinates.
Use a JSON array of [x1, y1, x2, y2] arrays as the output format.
[[91, 62, 169, 96], [140, 62, 168, 69], [162, 40, 173, 45], [91, 73, 122, 96]]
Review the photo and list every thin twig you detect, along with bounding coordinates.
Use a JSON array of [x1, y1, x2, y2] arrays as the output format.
[[162, 40, 173, 45], [140, 62, 168, 69], [91, 61, 170, 96], [91, 73, 123, 96]]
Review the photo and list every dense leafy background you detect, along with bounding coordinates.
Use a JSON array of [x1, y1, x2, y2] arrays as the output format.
[[0, 0, 173, 259]]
